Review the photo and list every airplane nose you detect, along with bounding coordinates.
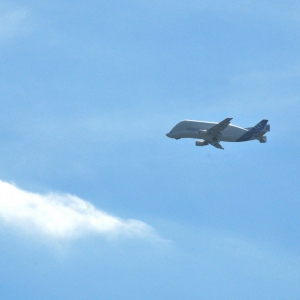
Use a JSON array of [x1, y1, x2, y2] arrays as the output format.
[[166, 133, 171, 138]]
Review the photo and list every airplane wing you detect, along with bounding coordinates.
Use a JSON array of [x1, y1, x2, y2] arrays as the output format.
[[208, 118, 233, 133], [203, 118, 232, 150], [208, 141, 224, 150]]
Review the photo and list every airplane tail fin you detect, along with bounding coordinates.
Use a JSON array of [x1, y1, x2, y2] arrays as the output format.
[[250, 119, 268, 135], [236, 119, 268, 142]]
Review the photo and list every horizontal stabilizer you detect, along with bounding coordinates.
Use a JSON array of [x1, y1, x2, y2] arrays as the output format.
[[257, 136, 267, 143]]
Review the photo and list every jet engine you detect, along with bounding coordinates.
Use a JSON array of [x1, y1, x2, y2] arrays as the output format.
[[196, 140, 208, 146]]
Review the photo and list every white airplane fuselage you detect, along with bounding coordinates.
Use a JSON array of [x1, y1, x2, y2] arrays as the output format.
[[166, 119, 270, 149], [167, 120, 247, 142]]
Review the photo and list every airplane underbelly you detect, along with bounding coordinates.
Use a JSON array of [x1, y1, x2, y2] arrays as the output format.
[[220, 134, 238, 142], [221, 128, 247, 142]]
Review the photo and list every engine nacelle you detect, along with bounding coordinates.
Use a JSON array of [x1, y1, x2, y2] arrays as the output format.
[[196, 140, 208, 146]]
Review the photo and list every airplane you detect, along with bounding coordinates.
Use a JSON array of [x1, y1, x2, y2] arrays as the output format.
[[166, 118, 270, 150]]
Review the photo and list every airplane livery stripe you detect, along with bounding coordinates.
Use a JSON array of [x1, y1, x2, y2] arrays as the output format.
[[236, 120, 268, 142]]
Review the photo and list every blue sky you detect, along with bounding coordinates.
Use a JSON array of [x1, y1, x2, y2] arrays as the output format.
[[0, 1, 300, 299]]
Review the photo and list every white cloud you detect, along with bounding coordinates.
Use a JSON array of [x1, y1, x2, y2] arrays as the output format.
[[0, 4, 29, 41], [0, 180, 157, 241]]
